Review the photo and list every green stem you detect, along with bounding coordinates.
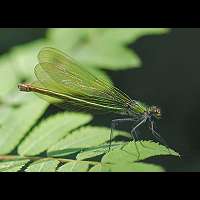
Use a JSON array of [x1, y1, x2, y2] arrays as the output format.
[[0, 154, 101, 166]]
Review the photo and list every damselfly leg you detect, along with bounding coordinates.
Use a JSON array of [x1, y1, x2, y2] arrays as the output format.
[[109, 117, 147, 159], [149, 120, 171, 154], [130, 118, 147, 159], [109, 118, 136, 151]]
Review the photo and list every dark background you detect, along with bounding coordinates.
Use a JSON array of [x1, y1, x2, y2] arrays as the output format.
[[0, 28, 199, 171]]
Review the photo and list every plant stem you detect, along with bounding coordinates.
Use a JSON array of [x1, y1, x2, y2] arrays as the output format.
[[0, 154, 100, 166]]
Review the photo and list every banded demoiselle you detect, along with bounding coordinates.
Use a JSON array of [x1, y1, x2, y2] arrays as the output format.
[[18, 47, 170, 158]]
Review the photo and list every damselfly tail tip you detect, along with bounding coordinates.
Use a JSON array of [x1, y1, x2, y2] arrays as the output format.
[[18, 83, 32, 92]]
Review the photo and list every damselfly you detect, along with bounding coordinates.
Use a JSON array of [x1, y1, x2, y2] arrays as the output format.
[[18, 47, 170, 158]]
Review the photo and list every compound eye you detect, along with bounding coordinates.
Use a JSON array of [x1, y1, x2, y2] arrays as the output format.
[[156, 109, 162, 117]]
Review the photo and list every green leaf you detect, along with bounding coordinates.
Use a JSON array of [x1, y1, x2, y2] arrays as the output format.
[[102, 141, 180, 164], [0, 98, 48, 154], [92, 162, 164, 172], [76, 141, 125, 161], [25, 159, 59, 172], [108, 162, 165, 172], [89, 164, 111, 172], [0, 159, 29, 172], [18, 112, 92, 156], [57, 161, 89, 172], [89, 162, 165, 172], [75, 43, 141, 70], [47, 126, 128, 157]]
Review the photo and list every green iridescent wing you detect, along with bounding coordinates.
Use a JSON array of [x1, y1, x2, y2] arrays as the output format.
[[33, 47, 134, 114]]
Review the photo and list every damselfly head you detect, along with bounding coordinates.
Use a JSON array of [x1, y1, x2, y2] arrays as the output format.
[[149, 106, 161, 119]]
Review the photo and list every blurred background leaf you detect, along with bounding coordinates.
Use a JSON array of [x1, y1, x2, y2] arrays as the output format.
[[0, 98, 47, 154], [0, 54, 18, 98], [47, 28, 169, 70]]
